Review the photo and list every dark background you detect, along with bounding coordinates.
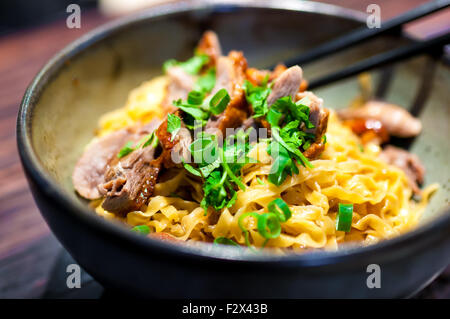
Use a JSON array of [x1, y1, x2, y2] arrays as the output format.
[[0, 0, 97, 35], [0, 0, 448, 298]]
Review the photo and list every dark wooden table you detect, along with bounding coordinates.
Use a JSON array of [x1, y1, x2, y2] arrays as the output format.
[[0, 1, 448, 298]]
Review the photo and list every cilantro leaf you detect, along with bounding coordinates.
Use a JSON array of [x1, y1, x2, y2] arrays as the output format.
[[173, 99, 209, 123], [163, 54, 209, 75], [243, 80, 271, 118], [167, 114, 181, 142], [201, 170, 230, 211], [117, 141, 134, 158], [194, 68, 216, 93]]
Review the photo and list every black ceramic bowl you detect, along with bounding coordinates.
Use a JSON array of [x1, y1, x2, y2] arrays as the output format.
[[17, 0, 450, 298]]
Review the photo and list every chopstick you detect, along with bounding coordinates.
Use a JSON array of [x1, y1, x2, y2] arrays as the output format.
[[307, 31, 450, 90], [283, 0, 450, 67]]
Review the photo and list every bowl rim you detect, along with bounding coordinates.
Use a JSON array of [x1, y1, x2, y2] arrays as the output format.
[[17, 0, 450, 267]]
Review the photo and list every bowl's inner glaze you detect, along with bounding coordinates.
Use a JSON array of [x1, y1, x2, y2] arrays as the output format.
[[30, 5, 449, 230]]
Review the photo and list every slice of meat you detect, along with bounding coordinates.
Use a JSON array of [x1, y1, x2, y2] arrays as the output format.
[[245, 63, 308, 91], [266, 65, 303, 106], [72, 120, 160, 199], [156, 110, 192, 168], [73, 129, 133, 199], [245, 67, 271, 86], [196, 30, 222, 67], [379, 145, 425, 195], [98, 109, 193, 214], [161, 31, 222, 113], [296, 91, 330, 159], [161, 66, 195, 113], [205, 51, 249, 135], [337, 100, 422, 138], [99, 145, 160, 215]]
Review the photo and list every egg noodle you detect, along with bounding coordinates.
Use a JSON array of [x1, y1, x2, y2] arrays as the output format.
[[91, 75, 437, 252]]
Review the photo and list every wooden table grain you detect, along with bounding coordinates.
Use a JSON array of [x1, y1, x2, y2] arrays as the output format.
[[0, 10, 110, 298], [0, 1, 448, 298]]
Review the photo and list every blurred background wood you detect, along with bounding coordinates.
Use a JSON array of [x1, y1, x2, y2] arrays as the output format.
[[0, 0, 448, 298]]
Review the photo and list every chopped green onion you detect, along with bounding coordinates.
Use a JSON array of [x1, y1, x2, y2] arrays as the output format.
[[213, 237, 240, 247], [256, 177, 265, 185], [238, 212, 259, 248], [268, 198, 291, 222], [131, 225, 150, 235], [209, 88, 230, 115], [336, 203, 353, 232], [187, 90, 205, 105], [257, 213, 281, 239]]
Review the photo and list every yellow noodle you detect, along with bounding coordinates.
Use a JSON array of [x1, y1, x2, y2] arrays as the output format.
[[90, 78, 437, 252]]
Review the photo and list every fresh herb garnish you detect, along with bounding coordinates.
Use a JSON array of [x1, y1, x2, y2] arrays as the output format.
[[336, 203, 353, 232], [131, 225, 150, 235], [210, 88, 230, 115], [181, 159, 202, 177], [187, 90, 205, 105], [173, 89, 231, 128], [142, 132, 159, 148], [167, 114, 181, 142], [243, 80, 271, 118], [118, 141, 134, 158], [118, 132, 159, 159], [182, 129, 254, 213], [163, 53, 209, 75], [264, 96, 316, 185], [238, 198, 292, 249], [213, 237, 240, 247], [194, 68, 216, 93]]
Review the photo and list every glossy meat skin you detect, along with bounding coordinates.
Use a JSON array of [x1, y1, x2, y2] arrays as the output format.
[[205, 51, 249, 135], [197, 30, 222, 66], [338, 100, 422, 138], [72, 121, 160, 199], [266, 65, 303, 106]]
